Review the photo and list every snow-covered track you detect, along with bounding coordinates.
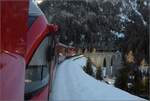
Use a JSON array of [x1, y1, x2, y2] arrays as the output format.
[[50, 56, 147, 101]]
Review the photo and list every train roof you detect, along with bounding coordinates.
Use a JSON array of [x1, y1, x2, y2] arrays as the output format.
[[56, 42, 76, 49], [56, 42, 68, 48]]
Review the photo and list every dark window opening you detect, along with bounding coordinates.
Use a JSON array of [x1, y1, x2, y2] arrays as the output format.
[[28, 16, 38, 28], [103, 58, 106, 67], [24, 36, 53, 100]]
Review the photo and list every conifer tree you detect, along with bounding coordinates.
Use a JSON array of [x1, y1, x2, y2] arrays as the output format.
[[96, 66, 102, 80], [83, 57, 93, 76]]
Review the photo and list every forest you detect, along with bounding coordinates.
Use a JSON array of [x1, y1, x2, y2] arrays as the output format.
[[39, 0, 149, 64], [39, 0, 149, 99]]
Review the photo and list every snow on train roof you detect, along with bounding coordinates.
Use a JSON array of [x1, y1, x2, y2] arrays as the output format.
[[29, 0, 44, 16]]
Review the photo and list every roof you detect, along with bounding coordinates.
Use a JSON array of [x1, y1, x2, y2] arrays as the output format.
[[56, 42, 68, 48]]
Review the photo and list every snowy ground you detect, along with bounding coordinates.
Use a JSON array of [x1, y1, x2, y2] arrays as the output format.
[[50, 55, 146, 101]]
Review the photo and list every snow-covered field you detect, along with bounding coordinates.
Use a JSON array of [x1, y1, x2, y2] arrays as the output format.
[[50, 55, 146, 101]]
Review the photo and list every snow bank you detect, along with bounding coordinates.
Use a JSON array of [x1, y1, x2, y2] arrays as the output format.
[[50, 56, 146, 101]]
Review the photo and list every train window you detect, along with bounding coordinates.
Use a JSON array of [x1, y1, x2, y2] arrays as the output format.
[[25, 35, 53, 100], [28, 16, 38, 27]]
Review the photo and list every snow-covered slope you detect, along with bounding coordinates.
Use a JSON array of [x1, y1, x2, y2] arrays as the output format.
[[50, 56, 146, 101]]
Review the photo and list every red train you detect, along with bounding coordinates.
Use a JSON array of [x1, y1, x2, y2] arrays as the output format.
[[55, 42, 77, 63], [0, 0, 58, 100]]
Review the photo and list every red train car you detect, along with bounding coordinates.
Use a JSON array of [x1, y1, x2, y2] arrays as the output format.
[[66, 46, 77, 57], [0, 0, 58, 100], [56, 43, 68, 57], [55, 43, 68, 63], [55, 42, 77, 63]]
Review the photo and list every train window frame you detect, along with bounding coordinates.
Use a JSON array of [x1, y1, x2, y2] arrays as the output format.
[[24, 35, 54, 99]]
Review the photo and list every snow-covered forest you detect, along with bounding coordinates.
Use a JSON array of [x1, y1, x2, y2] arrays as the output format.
[[39, 0, 149, 61], [39, 0, 149, 63]]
